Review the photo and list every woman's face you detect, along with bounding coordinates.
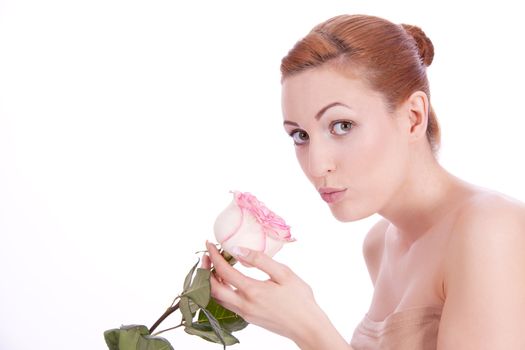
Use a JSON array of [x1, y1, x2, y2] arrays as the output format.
[[281, 66, 412, 222]]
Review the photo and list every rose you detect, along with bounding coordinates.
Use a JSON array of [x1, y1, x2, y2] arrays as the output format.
[[104, 191, 293, 350], [213, 191, 295, 257]]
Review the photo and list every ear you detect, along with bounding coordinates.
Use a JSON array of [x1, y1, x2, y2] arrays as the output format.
[[405, 91, 429, 142]]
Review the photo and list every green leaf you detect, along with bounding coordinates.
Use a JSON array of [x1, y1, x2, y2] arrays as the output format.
[[197, 298, 248, 332], [137, 335, 174, 350], [104, 327, 120, 350], [200, 308, 228, 348], [103, 325, 174, 350], [184, 323, 239, 347], [179, 296, 194, 325], [104, 325, 148, 350], [183, 259, 200, 292], [181, 268, 211, 308], [188, 298, 199, 313]]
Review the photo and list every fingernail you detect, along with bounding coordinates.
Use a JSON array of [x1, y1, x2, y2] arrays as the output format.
[[232, 246, 249, 258]]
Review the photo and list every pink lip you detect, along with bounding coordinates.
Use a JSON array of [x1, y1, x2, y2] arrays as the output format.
[[318, 187, 347, 204]]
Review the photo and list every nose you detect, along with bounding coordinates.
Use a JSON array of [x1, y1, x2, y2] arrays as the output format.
[[307, 141, 336, 177]]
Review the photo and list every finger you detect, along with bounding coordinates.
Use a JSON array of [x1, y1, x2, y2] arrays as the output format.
[[201, 254, 211, 269], [232, 247, 293, 284], [209, 271, 243, 315], [206, 241, 250, 289]]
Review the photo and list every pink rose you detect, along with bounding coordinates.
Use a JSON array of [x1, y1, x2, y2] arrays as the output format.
[[214, 191, 295, 257]]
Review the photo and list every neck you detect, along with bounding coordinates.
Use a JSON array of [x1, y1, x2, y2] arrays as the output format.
[[378, 147, 466, 244]]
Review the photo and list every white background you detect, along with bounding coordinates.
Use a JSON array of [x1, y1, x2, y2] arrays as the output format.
[[1, 1, 524, 349]]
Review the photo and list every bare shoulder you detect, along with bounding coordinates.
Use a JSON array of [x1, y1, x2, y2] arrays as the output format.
[[450, 191, 525, 244], [438, 192, 525, 349], [463, 190, 525, 215], [362, 218, 389, 285], [445, 191, 525, 276]]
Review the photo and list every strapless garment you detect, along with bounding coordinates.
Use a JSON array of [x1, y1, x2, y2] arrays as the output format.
[[350, 306, 442, 350]]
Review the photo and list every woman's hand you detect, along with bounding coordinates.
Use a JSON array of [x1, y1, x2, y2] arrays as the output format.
[[202, 241, 319, 342]]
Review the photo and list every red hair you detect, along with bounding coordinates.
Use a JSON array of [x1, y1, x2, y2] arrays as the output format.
[[281, 14, 440, 153]]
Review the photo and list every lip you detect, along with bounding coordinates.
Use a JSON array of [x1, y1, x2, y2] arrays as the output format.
[[318, 187, 347, 204]]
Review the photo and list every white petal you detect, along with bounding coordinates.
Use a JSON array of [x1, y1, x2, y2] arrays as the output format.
[[213, 199, 242, 244], [264, 236, 285, 257], [220, 212, 266, 255]]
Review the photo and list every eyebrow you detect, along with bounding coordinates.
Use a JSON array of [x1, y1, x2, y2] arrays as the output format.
[[283, 102, 351, 127], [315, 102, 350, 120]]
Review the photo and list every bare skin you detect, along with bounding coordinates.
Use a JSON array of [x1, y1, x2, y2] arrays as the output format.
[[205, 65, 525, 349]]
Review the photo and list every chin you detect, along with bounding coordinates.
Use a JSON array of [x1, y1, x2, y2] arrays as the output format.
[[329, 204, 374, 222]]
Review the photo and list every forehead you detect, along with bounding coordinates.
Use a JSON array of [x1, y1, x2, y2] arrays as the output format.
[[281, 66, 386, 119]]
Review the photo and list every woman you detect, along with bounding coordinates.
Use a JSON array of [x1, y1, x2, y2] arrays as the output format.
[[204, 14, 525, 349]]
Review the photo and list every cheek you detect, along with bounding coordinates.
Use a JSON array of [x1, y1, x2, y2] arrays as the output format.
[[330, 136, 408, 222], [295, 148, 312, 181], [347, 126, 409, 196]]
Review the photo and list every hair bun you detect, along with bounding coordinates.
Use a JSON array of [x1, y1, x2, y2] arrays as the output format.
[[401, 24, 434, 66]]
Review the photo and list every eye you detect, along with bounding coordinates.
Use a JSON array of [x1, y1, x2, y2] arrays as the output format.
[[331, 120, 354, 135], [289, 129, 309, 145]]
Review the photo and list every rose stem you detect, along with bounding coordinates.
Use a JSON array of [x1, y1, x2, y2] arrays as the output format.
[[149, 300, 180, 334], [151, 322, 184, 337]]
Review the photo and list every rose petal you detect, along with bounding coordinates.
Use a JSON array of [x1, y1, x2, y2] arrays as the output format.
[[213, 198, 243, 244], [264, 236, 285, 257], [216, 191, 295, 257], [220, 211, 266, 256]]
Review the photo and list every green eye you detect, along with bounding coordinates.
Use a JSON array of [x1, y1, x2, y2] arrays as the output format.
[[290, 130, 309, 145], [331, 121, 353, 135]]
